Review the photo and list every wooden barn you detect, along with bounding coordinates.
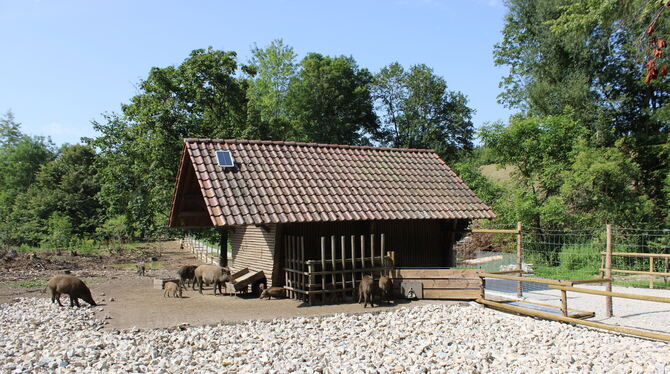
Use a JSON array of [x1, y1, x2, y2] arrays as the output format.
[[168, 138, 495, 301]]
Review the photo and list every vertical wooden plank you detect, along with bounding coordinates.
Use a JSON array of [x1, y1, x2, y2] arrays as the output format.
[[290, 236, 296, 299], [605, 224, 613, 318], [381, 233, 386, 275], [371, 234, 376, 268], [331, 235, 336, 291], [308, 262, 314, 306], [284, 236, 290, 299], [517, 221, 523, 298], [341, 235, 346, 298], [480, 278, 486, 300], [351, 235, 356, 299], [321, 236, 326, 304], [300, 236, 305, 301], [360, 235, 365, 270], [650, 257, 655, 289], [560, 290, 568, 317]]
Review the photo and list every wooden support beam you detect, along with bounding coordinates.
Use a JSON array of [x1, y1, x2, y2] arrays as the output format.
[[477, 298, 670, 342], [549, 285, 670, 304], [570, 278, 612, 284], [604, 252, 670, 259], [471, 228, 520, 234], [604, 269, 670, 277], [480, 273, 571, 286]]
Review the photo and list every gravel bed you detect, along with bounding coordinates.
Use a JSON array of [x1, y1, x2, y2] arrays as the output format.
[[1, 298, 668, 373]]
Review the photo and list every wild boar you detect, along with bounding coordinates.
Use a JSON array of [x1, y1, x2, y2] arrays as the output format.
[[46, 275, 97, 307], [177, 265, 197, 288], [136, 262, 146, 276], [259, 285, 285, 299], [193, 265, 231, 295], [378, 276, 393, 304], [163, 281, 182, 298], [358, 275, 377, 308]]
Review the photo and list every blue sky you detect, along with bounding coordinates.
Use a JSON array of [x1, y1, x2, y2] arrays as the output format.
[[0, 0, 513, 145]]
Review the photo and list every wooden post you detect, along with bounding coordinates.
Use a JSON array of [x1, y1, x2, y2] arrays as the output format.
[[650, 257, 655, 289], [516, 222, 523, 298], [291, 236, 296, 298], [605, 224, 613, 318], [300, 236, 305, 301], [351, 235, 356, 300], [341, 236, 346, 299], [360, 235, 366, 270], [321, 236, 326, 304], [371, 234, 376, 269], [480, 278, 486, 300], [285, 236, 290, 299], [331, 235, 337, 292], [560, 290, 568, 317], [381, 233, 386, 275], [308, 262, 314, 306]]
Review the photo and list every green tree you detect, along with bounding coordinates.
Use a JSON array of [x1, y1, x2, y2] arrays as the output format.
[[91, 48, 250, 236], [373, 63, 475, 162], [246, 39, 298, 139], [0, 110, 22, 147], [286, 53, 379, 144], [493, 0, 669, 225]]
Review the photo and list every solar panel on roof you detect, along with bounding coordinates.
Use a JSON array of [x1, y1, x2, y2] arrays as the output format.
[[216, 151, 235, 167]]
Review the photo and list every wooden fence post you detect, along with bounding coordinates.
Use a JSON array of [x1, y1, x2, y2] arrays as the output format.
[[321, 237, 326, 304], [517, 222, 523, 298], [650, 257, 655, 289], [605, 224, 613, 318], [560, 290, 568, 317]]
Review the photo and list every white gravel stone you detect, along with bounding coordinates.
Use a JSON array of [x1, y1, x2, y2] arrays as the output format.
[[1, 298, 669, 373]]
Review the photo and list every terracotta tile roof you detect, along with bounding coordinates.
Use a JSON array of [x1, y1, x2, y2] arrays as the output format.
[[174, 138, 495, 226]]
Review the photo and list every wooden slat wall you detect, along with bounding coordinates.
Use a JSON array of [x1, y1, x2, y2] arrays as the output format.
[[231, 225, 277, 287], [394, 268, 482, 300]]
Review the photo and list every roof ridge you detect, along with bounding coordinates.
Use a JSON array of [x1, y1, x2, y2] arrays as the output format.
[[183, 138, 435, 153]]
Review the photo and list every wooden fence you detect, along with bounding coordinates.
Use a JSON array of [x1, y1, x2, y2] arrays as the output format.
[[283, 233, 393, 305]]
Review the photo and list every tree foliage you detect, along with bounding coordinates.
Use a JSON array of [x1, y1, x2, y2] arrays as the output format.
[[481, 0, 670, 228], [373, 63, 475, 162]]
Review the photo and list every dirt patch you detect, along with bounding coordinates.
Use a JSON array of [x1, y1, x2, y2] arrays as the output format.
[[0, 241, 465, 329]]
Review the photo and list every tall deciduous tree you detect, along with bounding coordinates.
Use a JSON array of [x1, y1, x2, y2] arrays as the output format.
[[246, 39, 298, 139], [373, 63, 475, 162], [493, 0, 669, 224], [286, 53, 379, 145], [91, 48, 250, 236]]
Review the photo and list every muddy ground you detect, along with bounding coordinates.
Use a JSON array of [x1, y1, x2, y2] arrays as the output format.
[[0, 240, 462, 330]]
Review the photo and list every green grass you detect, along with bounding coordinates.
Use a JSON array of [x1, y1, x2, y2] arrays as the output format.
[[15, 280, 47, 288], [532, 265, 599, 281], [111, 261, 163, 270], [612, 279, 670, 290], [9, 240, 159, 257]]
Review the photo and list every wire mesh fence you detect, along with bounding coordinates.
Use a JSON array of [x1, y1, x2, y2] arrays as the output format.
[[457, 223, 670, 296]]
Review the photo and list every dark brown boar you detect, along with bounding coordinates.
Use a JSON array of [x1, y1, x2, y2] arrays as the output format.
[[358, 275, 377, 308], [46, 275, 97, 307], [177, 265, 197, 288], [259, 286, 285, 299], [378, 276, 393, 304]]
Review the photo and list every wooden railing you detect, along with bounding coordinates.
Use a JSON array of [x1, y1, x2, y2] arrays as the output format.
[[478, 272, 670, 342], [283, 233, 393, 305], [600, 252, 670, 289]]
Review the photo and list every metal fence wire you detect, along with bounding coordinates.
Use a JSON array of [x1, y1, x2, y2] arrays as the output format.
[[458, 224, 670, 296]]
